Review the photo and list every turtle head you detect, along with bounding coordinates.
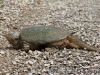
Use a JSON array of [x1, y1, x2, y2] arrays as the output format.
[[3, 32, 20, 49]]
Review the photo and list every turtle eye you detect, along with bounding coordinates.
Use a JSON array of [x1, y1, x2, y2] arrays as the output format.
[[13, 38, 19, 43], [14, 38, 18, 40]]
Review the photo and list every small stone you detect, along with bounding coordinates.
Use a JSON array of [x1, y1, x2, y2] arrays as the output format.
[[20, 51, 26, 56], [42, 68, 47, 72], [91, 73, 95, 75], [94, 64, 99, 66], [68, 60, 73, 65], [12, 61, 17, 65], [91, 63, 99, 67], [28, 50, 33, 54], [43, 55, 48, 60], [15, 59, 20, 63], [80, 73, 84, 75], [81, 60, 90, 64], [0, 51, 5, 54], [74, 52, 81, 56], [95, 56, 100, 60], [49, 60, 54, 64], [6, 73, 10, 75], [28, 73, 32, 75], [54, 73, 60, 75], [82, 66, 90, 68], [44, 64, 50, 66], [49, 74, 53, 75], [59, 53, 64, 57], [28, 60, 33, 65], [63, 61, 67, 64], [34, 50, 42, 55], [63, 48, 67, 51]]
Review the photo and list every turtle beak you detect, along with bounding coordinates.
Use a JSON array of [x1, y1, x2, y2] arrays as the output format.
[[3, 33, 19, 49]]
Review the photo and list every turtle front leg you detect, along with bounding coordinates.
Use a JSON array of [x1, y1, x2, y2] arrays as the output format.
[[22, 41, 40, 51], [22, 41, 30, 51]]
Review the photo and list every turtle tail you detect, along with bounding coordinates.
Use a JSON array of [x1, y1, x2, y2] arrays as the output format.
[[67, 35, 100, 52]]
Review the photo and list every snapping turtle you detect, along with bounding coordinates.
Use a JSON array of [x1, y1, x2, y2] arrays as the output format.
[[4, 26, 100, 52]]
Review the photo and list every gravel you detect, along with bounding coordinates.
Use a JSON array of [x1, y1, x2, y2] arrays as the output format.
[[0, 0, 100, 75]]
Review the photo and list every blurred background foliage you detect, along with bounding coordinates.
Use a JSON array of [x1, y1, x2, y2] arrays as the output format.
[[0, 0, 4, 4]]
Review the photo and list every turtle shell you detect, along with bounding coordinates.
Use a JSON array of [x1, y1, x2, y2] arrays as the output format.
[[20, 26, 75, 44]]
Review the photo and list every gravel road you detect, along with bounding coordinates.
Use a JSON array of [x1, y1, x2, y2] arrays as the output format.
[[0, 0, 100, 75]]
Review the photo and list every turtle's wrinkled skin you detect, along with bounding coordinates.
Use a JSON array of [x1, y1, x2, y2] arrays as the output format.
[[4, 26, 100, 52]]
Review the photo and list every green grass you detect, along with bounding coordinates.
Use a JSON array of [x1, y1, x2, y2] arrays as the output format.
[[0, 0, 4, 4]]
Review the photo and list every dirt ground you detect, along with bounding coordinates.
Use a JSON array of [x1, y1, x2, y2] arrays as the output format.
[[0, 0, 100, 75]]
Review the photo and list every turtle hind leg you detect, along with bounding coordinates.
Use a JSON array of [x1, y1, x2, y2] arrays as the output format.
[[47, 39, 72, 49]]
